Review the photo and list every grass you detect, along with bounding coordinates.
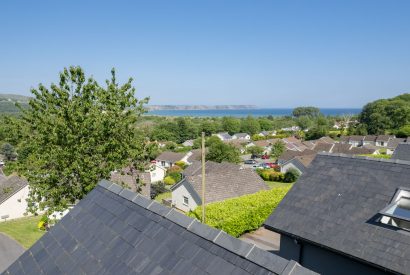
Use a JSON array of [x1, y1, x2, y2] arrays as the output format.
[[265, 181, 294, 189], [0, 216, 44, 249], [359, 154, 391, 159], [155, 192, 171, 203]]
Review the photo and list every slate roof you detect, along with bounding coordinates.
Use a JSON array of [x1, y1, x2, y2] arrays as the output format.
[[277, 150, 316, 164], [176, 161, 269, 204], [376, 135, 393, 142], [330, 143, 352, 154], [312, 143, 334, 153], [317, 136, 335, 144], [265, 153, 410, 274], [282, 159, 307, 174], [5, 180, 316, 275], [186, 149, 202, 163], [0, 176, 28, 204], [363, 135, 377, 142], [215, 132, 232, 140], [391, 143, 410, 161], [253, 140, 272, 147], [233, 133, 250, 139], [387, 138, 407, 149], [156, 151, 186, 163], [348, 135, 364, 142]]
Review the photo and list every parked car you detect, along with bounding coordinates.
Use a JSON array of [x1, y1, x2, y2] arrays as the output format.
[[261, 154, 269, 159], [265, 163, 280, 169], [244, 159, 257, 165]]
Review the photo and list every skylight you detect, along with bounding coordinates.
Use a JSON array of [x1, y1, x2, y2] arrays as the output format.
[[379, 188, 410, 231]]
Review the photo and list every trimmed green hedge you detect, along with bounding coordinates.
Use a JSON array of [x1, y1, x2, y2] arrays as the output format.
[[187, 186, 291, 237]]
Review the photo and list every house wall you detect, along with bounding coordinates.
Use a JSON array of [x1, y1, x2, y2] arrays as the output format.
[[281, 162, 302, 174], [150, 165, 166, 183], [0, 185, 30, 221], [171, 184, 198, 212], [279, 235, 392, 275]]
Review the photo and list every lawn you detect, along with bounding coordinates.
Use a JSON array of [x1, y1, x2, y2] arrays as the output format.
[[265, 181, 294, 189], [155, 192, 171, 203], [0, 216, 44, 249]]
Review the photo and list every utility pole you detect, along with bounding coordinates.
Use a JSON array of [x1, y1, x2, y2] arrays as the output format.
[[201, 131, 206, 224]]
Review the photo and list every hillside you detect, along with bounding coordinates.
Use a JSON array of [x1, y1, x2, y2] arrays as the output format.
[[0, 93, 30, 114]]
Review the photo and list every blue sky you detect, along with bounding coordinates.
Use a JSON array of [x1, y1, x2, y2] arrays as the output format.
[[1, 1, 409, 107]]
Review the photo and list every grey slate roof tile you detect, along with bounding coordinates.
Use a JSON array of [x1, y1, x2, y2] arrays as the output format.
[[4, 181, 316, 275], [265, 153, 410, 274]]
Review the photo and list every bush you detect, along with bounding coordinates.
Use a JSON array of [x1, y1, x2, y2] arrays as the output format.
[[284, 168, 300, 183], [175, 161, 187, 169], [164, 176, 176, 185], [257, 169, 284, 182], [187, 186, 291, 237], [150, 182, 168, 199], [167, 165, 182, 174]]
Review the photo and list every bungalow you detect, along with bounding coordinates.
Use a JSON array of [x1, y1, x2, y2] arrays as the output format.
[[5, 180, 315, 275], [182, 139, 194, 147], [280, 154, 316, 175], [265, 153, 410, 275], [362, 135, 377, 146], [258, 130, 276, 137], [155, 151, 186, 169], [171, 161, 269, 212], [375, 135, 394, 147], [281, 126, 300, 132], [282, 137, 308, 152], [232, 133, 251, 140], [0, 176, 30, 222], [277, 150, 316, 165], [223, 139, 248, 154], [312, 142, 334, 153], [213, 132, 233, 141], [348, 135, 365, 147], [387, 137, 408, 154]]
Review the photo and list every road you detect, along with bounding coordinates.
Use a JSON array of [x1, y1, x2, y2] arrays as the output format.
[[0, 233, 25, 273]]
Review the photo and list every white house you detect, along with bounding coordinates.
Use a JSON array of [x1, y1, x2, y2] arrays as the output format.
[[182, 139, 194, 147], [232, 133, 251, 140], [0, 176, 30, 222], [213, 132, 233, 141], [149, 164, 167, 183], [171, 161, 269, 212], [155, 151, 186, 169]]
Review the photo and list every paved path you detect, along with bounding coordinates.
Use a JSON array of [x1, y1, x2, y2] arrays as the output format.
[[0, 233, 25, 273], [239, 227, 280, 252]]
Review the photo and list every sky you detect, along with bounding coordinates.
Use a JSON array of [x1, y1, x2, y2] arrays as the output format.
[[1, 1, 410, 108]]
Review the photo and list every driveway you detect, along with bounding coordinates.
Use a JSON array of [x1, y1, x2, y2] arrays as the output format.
[[239, 227, 280, 252], [0, 233, 25, 273]]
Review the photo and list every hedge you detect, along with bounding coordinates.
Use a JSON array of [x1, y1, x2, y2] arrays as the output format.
[[187, 186, 291, 237]]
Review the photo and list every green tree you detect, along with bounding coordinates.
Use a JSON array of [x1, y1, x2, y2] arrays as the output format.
[[271, 141, 285, 159], [247, 145, 264, 156], [258, 118, 272, 131], [397, 124, 410, 137], [241, 116, 261, 135], [206, 142, 241, 163], [222, 117, 241, 134], [200, 120, 218, 136], [17, 66, 148, 214], [284, 168, 300, 183], [292, 107, 321, 117], [359, 94, 410, 134], [296, 116, 314, 130], [0, 143, 17, 160]]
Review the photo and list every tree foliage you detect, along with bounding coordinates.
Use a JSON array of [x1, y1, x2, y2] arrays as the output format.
[[17, 66, 148, 214], [221, 117, 241, 134], [292, 106, 321, 117], [206, 140, 241, 163], [270, 141, 285, 159], [0, 143, 17, 160], [359, 93, 410, 134]]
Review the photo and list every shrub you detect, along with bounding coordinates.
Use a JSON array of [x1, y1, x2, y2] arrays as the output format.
[[269, 172, 284, 182], [175, 161, 187, 169], [284, 168, 300, 183], [167, 165, 182, 174], [150, 182, 168, 199], [164, 176, 176, 185], [187, 186, 291, 237]]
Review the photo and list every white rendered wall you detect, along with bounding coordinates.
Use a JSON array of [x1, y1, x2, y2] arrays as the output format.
[[172, 184, 198, 212], [0, 186, 30, 221]]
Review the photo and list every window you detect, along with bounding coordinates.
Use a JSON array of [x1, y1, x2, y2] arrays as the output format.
[[161, 161, 165, 167], [183, 196, 189, 206], [379, 188, 410, 231]]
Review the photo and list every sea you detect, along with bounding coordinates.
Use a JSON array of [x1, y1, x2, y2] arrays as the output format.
[[146, 108, 361, 117]]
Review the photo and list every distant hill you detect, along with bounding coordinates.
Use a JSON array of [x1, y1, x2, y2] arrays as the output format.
[[147, 105, 257, 111], [0, 93, 31, 114]]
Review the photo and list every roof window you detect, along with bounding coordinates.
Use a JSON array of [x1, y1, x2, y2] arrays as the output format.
[[379, 188, 410, 231]]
